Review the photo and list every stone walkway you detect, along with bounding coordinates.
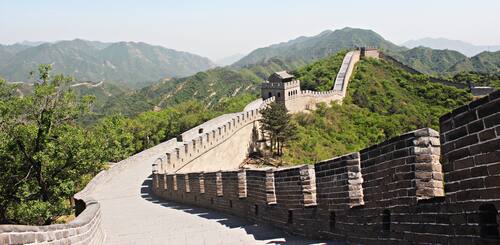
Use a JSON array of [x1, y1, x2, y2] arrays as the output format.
[[92, 153, 339, 245]]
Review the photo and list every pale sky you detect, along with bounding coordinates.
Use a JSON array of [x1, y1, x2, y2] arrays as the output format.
[[1, 0, 499, 61]]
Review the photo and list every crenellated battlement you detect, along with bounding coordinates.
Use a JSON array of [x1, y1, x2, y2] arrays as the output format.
[[260, 50, 362, 113], [153, 49, 372, 179], [153, 90, 500, 244], [155, 108, 263, 173]]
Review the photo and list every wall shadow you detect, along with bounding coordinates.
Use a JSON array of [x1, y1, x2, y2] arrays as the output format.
[[140, 174, 341, 245]]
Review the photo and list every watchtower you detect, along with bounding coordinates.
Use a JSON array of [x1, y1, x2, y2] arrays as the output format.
[[359, 47, 379, 59], [261, 71, 301, 102]]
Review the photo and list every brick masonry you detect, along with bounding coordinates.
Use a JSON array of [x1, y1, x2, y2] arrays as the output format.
[[152, 90, 500, 244]]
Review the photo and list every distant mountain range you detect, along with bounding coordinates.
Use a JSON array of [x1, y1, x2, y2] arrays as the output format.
[[96, 27, 499, 117], [233, 27, 405, 67], [402, 38, 500, 57], [215, 53, 246, 66], [390, 47, 500, 75], [232, 28, 499, 76], [0, 39, 215, 88], [4, 28, 499, 122]]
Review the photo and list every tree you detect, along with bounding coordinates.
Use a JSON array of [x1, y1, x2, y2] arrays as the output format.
[[260, 102, 297, 156], [0, 65, 105, 225]]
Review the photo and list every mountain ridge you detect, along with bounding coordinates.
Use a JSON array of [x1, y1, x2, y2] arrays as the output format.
[[402, 37, 500, 57], [0, 39, 216, 88], [233, 27, 405, 67]]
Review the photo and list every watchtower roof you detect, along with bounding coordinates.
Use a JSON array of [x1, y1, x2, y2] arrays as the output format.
[[268, 71, 295, 83]]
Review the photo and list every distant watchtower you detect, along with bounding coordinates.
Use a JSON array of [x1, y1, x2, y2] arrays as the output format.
[[359, 47, 380, 59], [261, 71, 301, 102]]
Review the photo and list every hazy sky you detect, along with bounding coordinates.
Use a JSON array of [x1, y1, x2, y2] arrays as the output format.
[[1, 0, 499, 60]]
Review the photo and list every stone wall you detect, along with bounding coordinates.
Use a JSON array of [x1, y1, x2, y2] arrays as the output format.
[[154, 97, 275, 174], [152, 90, 500, 244], [284, 50, 360, 113], [155, 50, 362, 173]]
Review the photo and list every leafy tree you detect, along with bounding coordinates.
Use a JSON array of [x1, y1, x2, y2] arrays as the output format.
[[0, 65, 105, 225], [260, 102, 297, 156]]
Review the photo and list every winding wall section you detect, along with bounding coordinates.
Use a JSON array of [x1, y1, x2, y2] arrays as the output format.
[[153, 90, 500, 243], [0, 50, 362, 244], [157, 50, 361, 174]]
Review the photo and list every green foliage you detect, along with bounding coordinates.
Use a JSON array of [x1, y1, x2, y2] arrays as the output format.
[[0, 65, 223, 225], [260, 102, 297, 156], [283, 57, 472, 164], [92, 101, 215, 163], [391, 48, 500, 76], [293, 51, 347, 91], [0, 65, 106, 225], [447, 51, 500, 74], [390, 47, 467, 75], [451, 71, 500, 89], [214, 93, 258, 113], [97, 57, 301, 118]]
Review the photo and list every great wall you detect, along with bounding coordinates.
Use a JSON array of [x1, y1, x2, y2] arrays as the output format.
[[1, 48, 499, 244]]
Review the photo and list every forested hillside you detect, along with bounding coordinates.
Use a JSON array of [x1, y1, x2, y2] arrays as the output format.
[[389, 47, 467, 75], [283, 56, 473, 164], [95, 57, 306, 117], [448, 51, 500, 74]]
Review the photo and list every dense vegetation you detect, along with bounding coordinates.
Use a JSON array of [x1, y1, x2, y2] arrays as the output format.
[[260, 102, 297, 156], [293, 51, 347, 91], [95, 57, 303, 118], [0, 66, 106, 225], [451, 71, 500, 89], [282, 57, 473, 164], [447, 51, 500, 74], [1, 45, 494, 224], [389, 47, 467, 75], [0, 66, 253, 225]]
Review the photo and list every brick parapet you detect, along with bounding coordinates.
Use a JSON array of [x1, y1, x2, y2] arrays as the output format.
[[155, 107, 262, 174], [440, 90, 500, 206], [153, 128, 450, 242], [151, 90, 500, 244]]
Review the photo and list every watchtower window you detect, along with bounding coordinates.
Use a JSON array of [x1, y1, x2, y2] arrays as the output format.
[[277, 92, 281, 98], [268, 92, 272, 98], [479, 204, 499, 239], [288, 210, 293, 224], [382, 210, 391, 232]]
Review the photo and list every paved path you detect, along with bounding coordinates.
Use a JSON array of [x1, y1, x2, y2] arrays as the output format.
[[92, 152, 337, 245]]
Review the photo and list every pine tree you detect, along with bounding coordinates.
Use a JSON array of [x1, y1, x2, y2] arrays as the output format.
[[260, 102, 297, 156]]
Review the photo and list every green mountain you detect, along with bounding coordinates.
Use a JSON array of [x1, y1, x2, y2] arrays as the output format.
[[11, 80, 130, 108], [233, 27, 404, 67], [97, 57, 304, 117], [402, 37, 500, 57], [389, 47, 468, 75], [447, 51, 500, 74], [0, 39, 215, 88], [234, 27, 500, 77]]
